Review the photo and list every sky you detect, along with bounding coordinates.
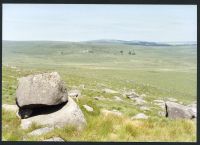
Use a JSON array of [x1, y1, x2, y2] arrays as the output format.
[[3, 4, 197, 42]]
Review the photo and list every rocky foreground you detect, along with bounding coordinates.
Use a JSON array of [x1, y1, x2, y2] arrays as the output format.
[[2, 72, 197, 141]]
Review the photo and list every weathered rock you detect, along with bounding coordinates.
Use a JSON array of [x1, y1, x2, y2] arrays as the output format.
[[83, 105, 93, 112], [43, 137, 64, 142], [165, 101, 195, 119], [20, 97, 86, 130], [101, 109, 122, 116], [131, 113, 148, 120], [2, 104, 19, 112], [27, 127, 54, 136], [187, 103, 197, 118], [102, 88, 118, 94], [68, 89, 81, 98], [16, 72, 68, 108]]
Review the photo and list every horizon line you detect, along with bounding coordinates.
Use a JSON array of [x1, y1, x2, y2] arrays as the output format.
[[2, 39, 197, 43]]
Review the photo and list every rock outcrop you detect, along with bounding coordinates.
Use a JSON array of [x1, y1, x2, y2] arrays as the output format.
[[165, 101, 196, 119], [16, 72, 68, 108], [21, 97, 86, 130]]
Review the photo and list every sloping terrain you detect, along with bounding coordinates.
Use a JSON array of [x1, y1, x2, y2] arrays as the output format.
[[2, 41, 197, 141]]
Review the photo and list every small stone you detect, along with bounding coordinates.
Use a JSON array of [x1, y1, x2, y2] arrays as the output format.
[[113, 96, 123, 102], [123, 90, 139, 98], [131, 113, 148, 120], [133, 97, 146, 105], [102, 88, 118, 94], [83, 105, 93, 112], [101, 109, 122, 116], [140, 106, 150, 111], [68, 90, 81, 98], [43, 137, 64, 142]]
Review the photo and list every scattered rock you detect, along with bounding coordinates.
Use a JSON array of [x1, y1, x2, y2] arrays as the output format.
[[27, 127, 54, 136], [102, 88, 118, 94], [131, 113, 148, 120], [113, 96, 123, 102], [101, 109, 122, 116], [43, 137, 64, 142], [68, 89, 81, 98], [2, 104, 19, 112], [165, 101, 195, 119], [20, 97, 86, 130], [16, 72, 68, 108], [133, 97, 146, 105], [83, 105, 93, 112], [123, 90, 140, 98], [139, 106, 150, 111]]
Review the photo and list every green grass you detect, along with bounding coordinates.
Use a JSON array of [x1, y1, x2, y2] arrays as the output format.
[[2, 109, 196, 142], [2, 41, 197, 141]]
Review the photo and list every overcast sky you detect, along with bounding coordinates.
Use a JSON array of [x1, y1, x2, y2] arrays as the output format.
[[3, 4, 197, 42]]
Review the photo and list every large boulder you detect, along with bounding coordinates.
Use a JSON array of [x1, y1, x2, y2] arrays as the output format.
[[20, 97, 86, 130], [165, 101, 195, 119], [16, 72, 68, 108]]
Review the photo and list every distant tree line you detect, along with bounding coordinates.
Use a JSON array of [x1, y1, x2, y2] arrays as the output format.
[[120, 50, 136, 55]]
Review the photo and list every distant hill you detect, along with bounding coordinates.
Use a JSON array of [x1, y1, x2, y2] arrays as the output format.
[[3, 39, 197, 47], [84, 39, 197, 46], [84, 39, 171, 46]]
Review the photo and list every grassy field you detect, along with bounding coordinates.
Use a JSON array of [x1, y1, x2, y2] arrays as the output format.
[[2, 41, 197, 141]]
